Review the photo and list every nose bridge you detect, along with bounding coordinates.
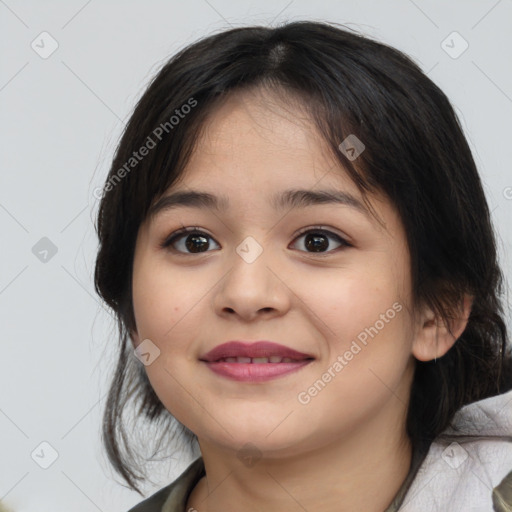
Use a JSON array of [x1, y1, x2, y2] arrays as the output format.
[[235, 234, 266, 266], [212, 233, 290, 319], [229, 234, 273, 292]]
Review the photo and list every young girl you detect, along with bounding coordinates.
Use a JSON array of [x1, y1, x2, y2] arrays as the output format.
[[94, 21, 512, 511]]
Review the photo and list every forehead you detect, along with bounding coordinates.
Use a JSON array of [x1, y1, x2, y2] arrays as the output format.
[[169, 89, 363, 200], [193, 87, 326, 167], [150, 88, 393, 232]]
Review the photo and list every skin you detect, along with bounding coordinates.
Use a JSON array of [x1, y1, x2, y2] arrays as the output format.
[[130, 87, 472, 512]]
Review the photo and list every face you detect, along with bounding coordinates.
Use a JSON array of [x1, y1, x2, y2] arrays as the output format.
[[131, 88, 420, 459]]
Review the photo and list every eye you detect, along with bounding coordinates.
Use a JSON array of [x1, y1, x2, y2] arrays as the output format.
[[160, 227, 220, 254], [160, 225, 351, 255], [290, 227, 351, 254]]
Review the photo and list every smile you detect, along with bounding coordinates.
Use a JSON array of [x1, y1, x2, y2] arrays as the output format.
[[202, 358, 313, 382], [215, 356, 304, 363]]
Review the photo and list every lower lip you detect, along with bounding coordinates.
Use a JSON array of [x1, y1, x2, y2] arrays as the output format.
[[202, 360, 313, 382]]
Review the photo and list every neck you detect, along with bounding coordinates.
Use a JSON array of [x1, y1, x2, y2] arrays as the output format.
[[187, 403, 413, 512]]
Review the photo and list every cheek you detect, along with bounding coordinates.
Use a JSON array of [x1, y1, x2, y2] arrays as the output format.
[[297, 265, 413, 392], [132, 258, 201, 342], [131, 261, 205, 419], [297, 300, 413, 435], [298, 264, 406, 342]]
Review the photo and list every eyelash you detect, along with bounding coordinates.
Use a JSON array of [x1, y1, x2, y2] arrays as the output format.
[[159, 225, 352, 256]]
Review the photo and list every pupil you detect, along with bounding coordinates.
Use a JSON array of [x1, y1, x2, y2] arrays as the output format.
[[186, 234, 209, 252], [305, 233, 328, 252]]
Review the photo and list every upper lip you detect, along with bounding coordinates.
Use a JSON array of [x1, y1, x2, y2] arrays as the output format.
[[199, 341, 315, 362]]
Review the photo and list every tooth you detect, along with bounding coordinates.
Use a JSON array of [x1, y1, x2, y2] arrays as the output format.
[[237, 356, 252, 363], [252, 357, 269, 363], [282, 357, 294, 363], [269, 356, 283, 363], [224, 357, 237, 363]]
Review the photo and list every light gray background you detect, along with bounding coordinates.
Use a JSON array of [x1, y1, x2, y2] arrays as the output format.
[[1, 1, 511, 511]]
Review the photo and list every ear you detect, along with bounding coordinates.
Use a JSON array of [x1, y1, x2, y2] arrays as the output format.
[[412, 294, 473, 362]]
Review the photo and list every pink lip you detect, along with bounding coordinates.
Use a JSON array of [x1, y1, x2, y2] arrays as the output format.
[[199, 341, 314, 382], [204, 360, 312, 382], [199, 341, 314, 362]]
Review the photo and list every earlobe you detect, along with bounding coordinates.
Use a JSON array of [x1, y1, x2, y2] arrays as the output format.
[[412, 294, 473, 362]]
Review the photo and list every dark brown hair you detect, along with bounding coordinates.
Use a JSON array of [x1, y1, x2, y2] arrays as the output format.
[[94, 20, 512, 494]]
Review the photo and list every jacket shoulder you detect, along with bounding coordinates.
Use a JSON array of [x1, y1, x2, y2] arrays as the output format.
[[127, 484, 174, 512], [126, 457, 205, 512], [493, 470, 512, 512]]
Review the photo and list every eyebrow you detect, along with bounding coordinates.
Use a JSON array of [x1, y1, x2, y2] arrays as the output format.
[[148, 188, 370, 220]]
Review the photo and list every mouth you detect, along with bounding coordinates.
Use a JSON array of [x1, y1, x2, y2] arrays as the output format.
[[211, 356, 313, 363], [199, 341, 315, 382], [199, 340, 315, 363]]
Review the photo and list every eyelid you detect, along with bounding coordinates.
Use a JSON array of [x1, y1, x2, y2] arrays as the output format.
[[292, 225, 352, 244]]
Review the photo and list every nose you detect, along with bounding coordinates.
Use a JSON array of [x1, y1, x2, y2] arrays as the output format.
[[211, 243, 292, 322]]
